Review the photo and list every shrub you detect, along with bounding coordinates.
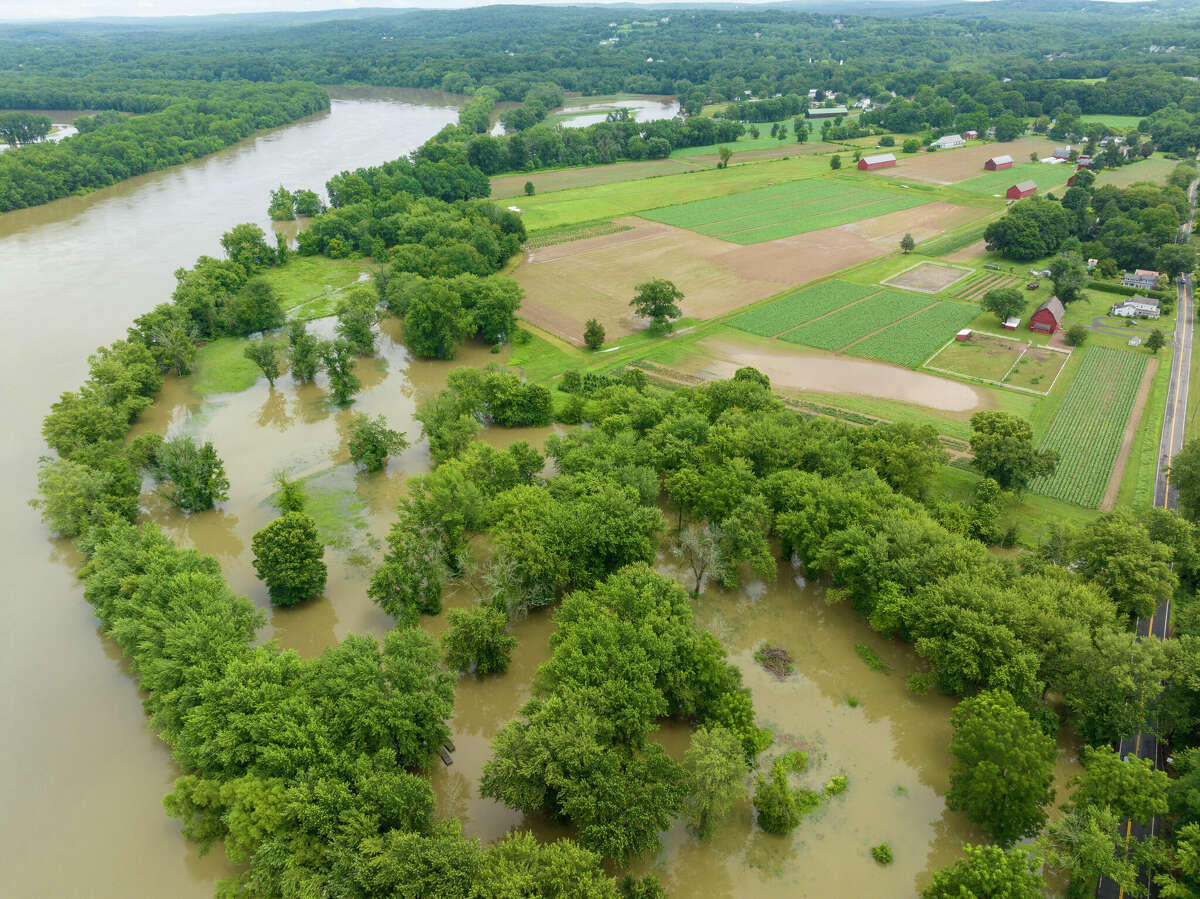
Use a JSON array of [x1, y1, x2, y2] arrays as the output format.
[[871, 843, 894, 865], [251, 512, 327, 606]]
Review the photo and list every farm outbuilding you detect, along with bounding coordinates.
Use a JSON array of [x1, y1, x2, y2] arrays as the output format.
[[1029, 297, 1065, 334], [807, 105, 849, 118], [858, 153, 897, 171], [932, 134, 965, 150], [1003, 317, 1021, 330], [984, 155, 1014, 171], [1006, 180, 1038, 199], [963, 130, 979, 140], [955, 329, 972, 341]]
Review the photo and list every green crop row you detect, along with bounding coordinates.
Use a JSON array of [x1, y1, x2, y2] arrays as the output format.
[[780, 289, 932, 351], [844, 301, 978, 367], [729, 281, 880, 337], [1029, 347, 1148, 507]]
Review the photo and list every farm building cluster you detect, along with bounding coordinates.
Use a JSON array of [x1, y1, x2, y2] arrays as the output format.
[[1111, 297, 1161, 319]]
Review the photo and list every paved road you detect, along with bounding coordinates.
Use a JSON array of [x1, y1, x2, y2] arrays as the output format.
[[1097, 177, 1196, 899]]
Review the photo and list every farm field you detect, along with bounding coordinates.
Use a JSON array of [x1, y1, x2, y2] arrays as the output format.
[[514, 154, 829, 230], [883, 261, 972, 294], [844, 301, 978, 367], [955, 163, 1073, 196], [680, 141, 835, 166], [1005, 345, 1071, 391], [524, 219, 633, 249], [1095, 155, 1178, 188], [873, 137, 1060, 184], [640, 178, 931, 244], [780, 289, 932, 351], [490, 158, 701, 198], [728, 280, 879, 336], [1077, 114, 1144, 130], [512, 218, 887, 343], [1029, 347, 1149, 507]]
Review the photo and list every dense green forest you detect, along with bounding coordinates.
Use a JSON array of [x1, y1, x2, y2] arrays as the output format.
[[0, 80, 327, 211]]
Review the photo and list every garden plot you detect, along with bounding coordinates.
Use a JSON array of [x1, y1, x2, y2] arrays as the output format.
[[844, 301, 978, 367], [639, 179, 930, 245], [1030, 347, 1149, 507], [924, 330, 1069, 394], [780, 289, 932, 351], [951, 270, 1022, 301], [882, 262, 973, 294], [729, 280, 880, 337]]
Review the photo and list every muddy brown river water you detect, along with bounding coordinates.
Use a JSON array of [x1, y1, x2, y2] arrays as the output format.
[[2, 88, 1074, 897]]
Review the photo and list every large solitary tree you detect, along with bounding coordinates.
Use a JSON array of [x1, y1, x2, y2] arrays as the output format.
[[982, 287, 1025, 323], [251, 511, 327, 606], [630, 279, 684, 333], [946, 689, 1056, 845], [969, 411, 1058, 492]]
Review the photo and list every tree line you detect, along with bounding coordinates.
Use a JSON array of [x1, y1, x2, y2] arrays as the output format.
[[0, 79, 328, 211]]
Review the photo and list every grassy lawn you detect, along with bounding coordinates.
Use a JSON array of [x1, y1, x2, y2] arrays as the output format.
[[1095, 155, 1178, 189], [934, 465, 1099, 542], [640, 177, 931, 244], [953, 163, 1072, 196], [514, 154, 830, 230], [257, 256, 375, 320], [191, 336, 277, 396], [1077, 114, 1144, 130], [1117, 349, 1171, 509]]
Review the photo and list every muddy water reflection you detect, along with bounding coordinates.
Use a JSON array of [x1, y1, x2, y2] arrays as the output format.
[[1, 89, 459, 897]]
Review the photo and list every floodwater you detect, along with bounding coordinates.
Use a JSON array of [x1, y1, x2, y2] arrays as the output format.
[[0, 88, 459, 898], [0, 108, 87, 151], [127, 328, 1079, 896], [3, 86, 1071, 898], [698, 336, 985, 413], [554, 95, 681, 129]]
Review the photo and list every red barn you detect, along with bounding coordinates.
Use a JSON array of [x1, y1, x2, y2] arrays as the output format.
[[1006, 180, 1037, 199], [963, 130, 979, 140], [1029, 297, 1065, 335], [858, 153, 897, 171], [984, 155, 1014, 171]]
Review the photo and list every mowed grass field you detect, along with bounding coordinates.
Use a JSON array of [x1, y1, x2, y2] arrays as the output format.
[[1030, 347, 1149, 507], [640, 178, 931, 244], [514, 155, 829, 230], [955, 163, 1072, 196], [728, 280, 879, 336], [844, 301, 978, 367], [780, 289, 932, 351]]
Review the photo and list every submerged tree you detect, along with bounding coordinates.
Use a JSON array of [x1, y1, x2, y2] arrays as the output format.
[[155, 436, 230, 512], [287, 321, 321, 382], [319, 339, 362, 405], [442, 605, 517, 675], [251, 511, 327, 607], [682, 726, 748, 839], [243, 340, 280, 387], [348, 413, 408, 472]]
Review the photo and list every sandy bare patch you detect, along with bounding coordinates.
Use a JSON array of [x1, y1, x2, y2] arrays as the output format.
[[874, 138, 1060, 185], [513, 218, 885, 344], [841, 201, 989, 244], [883, 261, 973, 294], [683, 334, 984, 413]]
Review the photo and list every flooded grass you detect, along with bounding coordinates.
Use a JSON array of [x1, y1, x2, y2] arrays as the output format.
[[191, 335, 273, 395]]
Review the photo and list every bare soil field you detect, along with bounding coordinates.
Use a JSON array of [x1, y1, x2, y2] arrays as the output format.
[[883, 262, 973, 294], [513, 217, 888, 343], [677, 333, 985, 412], [840, 202, 988, 244], [944, 238, 991, 263], [874, 138, 1060, 185], [490, 158, 701, 199]]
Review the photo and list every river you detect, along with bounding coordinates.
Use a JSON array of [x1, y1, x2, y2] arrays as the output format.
[[0, 86, 460, 898], [1, 87, 1074, 898]]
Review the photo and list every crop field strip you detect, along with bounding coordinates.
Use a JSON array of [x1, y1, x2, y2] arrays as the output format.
[[1029, 347, 1149, 507], [954, 272, 1022, 301], [843, 301, 980, 367], [728, 280, 881, 337], [640, 178, 930, 245], [779, 289, 933, 351]]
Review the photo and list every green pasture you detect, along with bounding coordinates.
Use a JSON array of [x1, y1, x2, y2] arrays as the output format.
[[514, 155, 829, 230], [640, 178, 930, 244], [954, 163, 1072, 196]]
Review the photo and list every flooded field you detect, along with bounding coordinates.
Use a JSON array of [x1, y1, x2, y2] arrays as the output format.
[[552, 95, 680, 128]]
